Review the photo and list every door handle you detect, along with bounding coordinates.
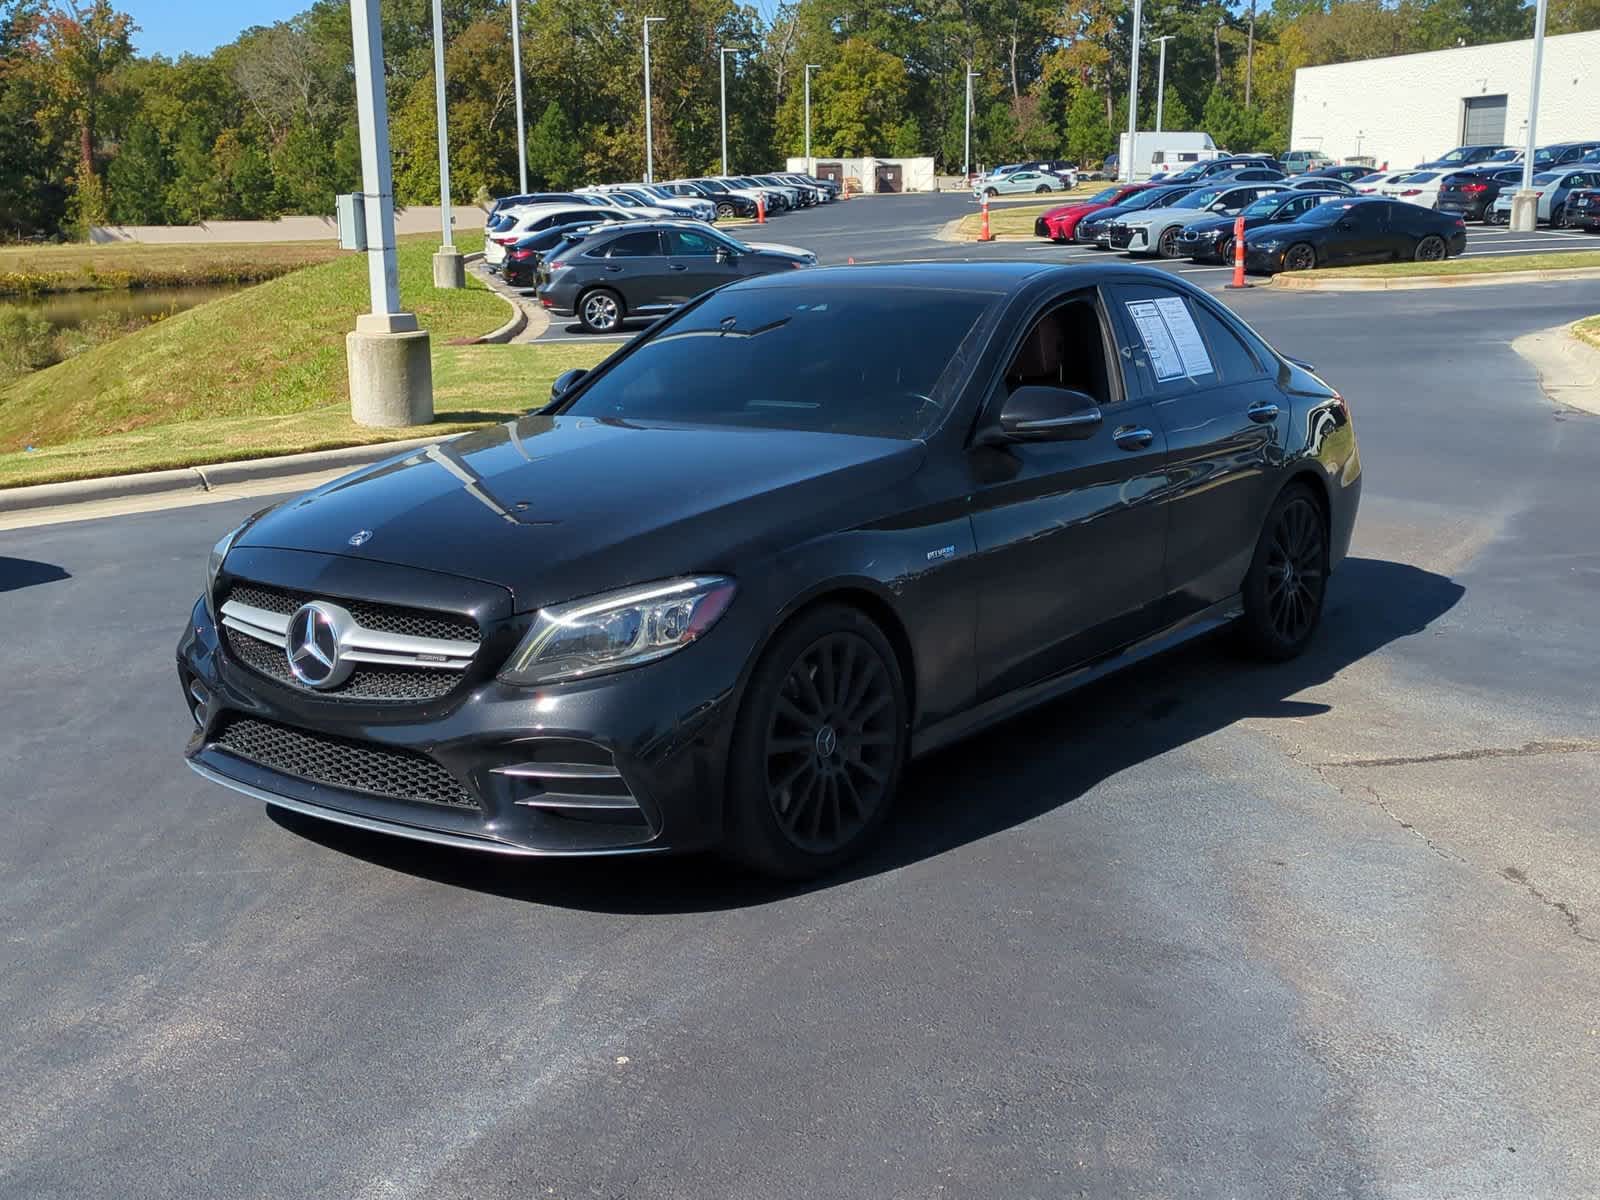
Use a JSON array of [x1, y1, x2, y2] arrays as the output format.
[[668, 264, 688, 271], [1113, 426, 1154, 451], [1247, 401, 1280, 423], [603, 264, 622, 272]]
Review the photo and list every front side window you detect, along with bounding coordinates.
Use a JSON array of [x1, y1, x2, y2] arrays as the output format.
[[560, 286, 997, 440], [665, 229, 718, 256]]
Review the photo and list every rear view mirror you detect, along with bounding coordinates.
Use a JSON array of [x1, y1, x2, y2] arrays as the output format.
[[550, 368, 587, 401], [984, 386, 1103, 444]]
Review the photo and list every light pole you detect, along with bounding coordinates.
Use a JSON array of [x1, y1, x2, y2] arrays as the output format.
[[346, 0, 431, 427], [1511, 0, 1548, 231], [719, 46, 744, 175], [642, 16, 665, 183], [429, 0, 462, 288], [1124, 0, 1143, 182], [964, 69, 980, 181], [510, 0, 527, 193], [1153, 35, 1174, 133], [804, 63, 821, 168]]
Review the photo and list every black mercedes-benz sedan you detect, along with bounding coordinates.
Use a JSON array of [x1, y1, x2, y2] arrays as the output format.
[[1175, 189, 1346, 262], [179, 262, 1361, 878], [1244, 197, 1467, 274]]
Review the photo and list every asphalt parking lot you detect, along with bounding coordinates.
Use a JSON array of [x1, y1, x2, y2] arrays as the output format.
[[3, 200, 1599, 1198]]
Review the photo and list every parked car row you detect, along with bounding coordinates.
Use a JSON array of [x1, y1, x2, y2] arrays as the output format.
[[973, 160, 1080, 197]]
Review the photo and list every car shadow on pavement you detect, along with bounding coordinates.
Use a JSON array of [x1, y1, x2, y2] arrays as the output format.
[[270, 556, 1464, 913], [0, 556, 71, 593]]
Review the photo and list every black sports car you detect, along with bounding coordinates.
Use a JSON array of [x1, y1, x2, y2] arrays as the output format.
[[1073, 185, 1199, 246], [178, 262, 1361, 877], [1570, 187, 1600, 231], [1298, 165, 1383, 185], [1244, 198, 1467, 273], [1435, 167, 1526, 222], [1175, 190, 1345, 262]]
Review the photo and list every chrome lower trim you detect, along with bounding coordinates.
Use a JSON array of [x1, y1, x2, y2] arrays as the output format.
[[187, 760, 668, 858], [491, 761, 622, 780]]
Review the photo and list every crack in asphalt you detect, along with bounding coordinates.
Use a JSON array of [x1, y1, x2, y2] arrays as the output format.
[[1353, 779, 1465, 863], [1310, 738, 1600, 771], [1500, 866, 1598, 945]]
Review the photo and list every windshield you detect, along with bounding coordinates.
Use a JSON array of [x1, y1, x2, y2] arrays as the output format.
[[1485, 149, 1520, 162], [1125, 187, 1191, 210], [1533, 150, 1556, 166], [562, 286, 995, 439], [1087, 186, 1124, 203], [1243, 194, 1289, 217], [1532, 172, 1560, 185], [1173, 188, 1222, 209], [1299, 201, 1359, 225], [696, 179, 728, 193], [1437, 149, 1472, 163]]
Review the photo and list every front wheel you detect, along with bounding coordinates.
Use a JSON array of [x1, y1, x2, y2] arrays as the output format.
[[726, 605, 908, 879], [1414, 234, 1446, 262], [577, 287, 624, 333], [1156, 226, 1180, 258], [1282, 242, 1317, 272], [1237, 483, 1328, 661], [1217, 236, 1236, 265], [1035, 184, 1051, 193], [716, 201, 736, 218], [984, 187, 998, 197]]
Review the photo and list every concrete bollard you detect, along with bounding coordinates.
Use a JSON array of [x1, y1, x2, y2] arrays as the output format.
[[432, 247, 465, 289], [347, 312, 433, 428]]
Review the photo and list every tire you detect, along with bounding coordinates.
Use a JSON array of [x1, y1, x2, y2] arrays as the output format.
[[1035, 184, 1051, 194], [1218, 236, 1235, 266], [1550, 204, 1566, 229], [1156, 226, 1180, 258], [716, 201, 736, 218], [577, 287, 624, 334], [1414, 234, 1446, 262], [1237, 483, 1329, 662], [726, 604, 908, 879], [1282, 242, 1317, 272], [984, 187, 998, 197]]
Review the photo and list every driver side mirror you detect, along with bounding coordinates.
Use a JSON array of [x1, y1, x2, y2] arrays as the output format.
[[714, 245, 735, 264], [980, 386, 1103, 445], [550, 368, 587, 401], [1338, 219, 1356, 231]]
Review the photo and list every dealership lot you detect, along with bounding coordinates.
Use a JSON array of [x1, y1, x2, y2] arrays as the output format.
[[3, 202, 1600, 1197]]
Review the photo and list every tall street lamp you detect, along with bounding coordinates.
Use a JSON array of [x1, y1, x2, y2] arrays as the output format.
[[1511, 0, 1549, 232], [719, 46, 744, 175], [804, 63, 821, 167], [1152, 35, 1174, 133], [429, 0, 462, 288], [347, 0, 431, 427], [1124, 0, 1143, 182], [964, 68, 980, 181], [642, 16, 665, 183], [510, 0, 527, 192]]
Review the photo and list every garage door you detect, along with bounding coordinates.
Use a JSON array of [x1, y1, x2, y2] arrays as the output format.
[[1463, 95, 1507, 145]]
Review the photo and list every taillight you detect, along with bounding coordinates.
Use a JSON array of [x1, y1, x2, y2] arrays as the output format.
[[1461, 183, 1487, 193], [1454, 218, 1465, 228], [1400, 189, 1422, 196], [494, 235, 516, 244], [1533, 191, 1544, 197], [545, 260, 573, 272], [509, 249, 534, 260]]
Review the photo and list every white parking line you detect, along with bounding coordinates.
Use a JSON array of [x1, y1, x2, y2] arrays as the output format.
[[1459, 245, 1600, 258]]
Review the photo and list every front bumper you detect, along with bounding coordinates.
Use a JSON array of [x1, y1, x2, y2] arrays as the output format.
[[178, 569, 757, 857], [1176, 230, 1226, 260], [1244, 244, 1288, 273]]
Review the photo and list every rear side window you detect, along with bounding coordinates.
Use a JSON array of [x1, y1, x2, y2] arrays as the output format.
[[1190, 301, 1266, 384], [604, 232, 664, 258]]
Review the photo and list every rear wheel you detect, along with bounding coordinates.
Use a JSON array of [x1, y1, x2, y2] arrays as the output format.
[[1156, 226, 1180, 258], [716, 201, 736, 218], [1550, 203, 1567, 229], [577, 287, 623, 333], [984, 187, 999, 197], [1237, 483, 1328, 661], [1035, 184, 1052, 193], [1282, 242, 1317, 272], [1414, 234, 1446, 262], [727, 605, 908, 879]]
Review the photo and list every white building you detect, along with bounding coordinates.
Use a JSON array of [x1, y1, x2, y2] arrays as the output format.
[[1290, 29, 1600, 169], [786, 156, 936, 193]]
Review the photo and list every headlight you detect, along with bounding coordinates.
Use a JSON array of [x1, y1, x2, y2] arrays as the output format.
[[498, 576, 737, 686], [204, 521, 247, 615]]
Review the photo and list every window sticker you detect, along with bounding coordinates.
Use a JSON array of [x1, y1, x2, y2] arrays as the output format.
[[1125, 297, 1215, 381]]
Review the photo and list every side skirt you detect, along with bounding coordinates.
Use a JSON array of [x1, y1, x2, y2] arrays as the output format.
[[910, 595, 1244, 759]]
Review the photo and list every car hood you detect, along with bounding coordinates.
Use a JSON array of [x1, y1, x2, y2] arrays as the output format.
[[236, 417, 925, 611], [1243, 220, 1312, 245], [1123, 204, 1209, 225], [1178, 214, 1237, 236], [1041, 200, 1105, 221], [743, 241, 813, 260]]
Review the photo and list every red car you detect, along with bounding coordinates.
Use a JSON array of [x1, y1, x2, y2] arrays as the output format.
[[1034, 183, 1153, 241]]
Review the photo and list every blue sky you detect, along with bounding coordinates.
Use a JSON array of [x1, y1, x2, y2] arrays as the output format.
[[122, 1, 310, 58]]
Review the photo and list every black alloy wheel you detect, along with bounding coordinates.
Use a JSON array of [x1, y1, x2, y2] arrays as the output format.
[[1283, 242, 1317, 271], [729, 605, 907, 877], [1218, 236, 1236, 265], [1550, 204, 1566, 229], [1157, 226, 1180, 257], [1414, 234, 1446, 262], [1239, 484, 1328, 661]]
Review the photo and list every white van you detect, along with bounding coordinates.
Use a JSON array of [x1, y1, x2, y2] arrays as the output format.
[[1118, 131, 1220, 181]]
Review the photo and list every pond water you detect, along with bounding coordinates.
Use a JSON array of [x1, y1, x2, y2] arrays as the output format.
[[8, 283, 243, 330]]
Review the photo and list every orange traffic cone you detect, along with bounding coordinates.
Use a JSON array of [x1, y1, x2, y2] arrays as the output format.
[[1225, 212, 1250, 290], [977, 194, 994, 242], [756, 194, 766, 224]]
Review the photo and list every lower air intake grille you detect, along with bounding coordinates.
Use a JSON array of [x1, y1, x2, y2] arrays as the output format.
[[213, 717, 477, 809]]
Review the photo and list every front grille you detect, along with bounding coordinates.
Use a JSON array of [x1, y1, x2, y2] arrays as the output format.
[[224, 582, 480, 645], [213, 716, 477, 809], [220, 626, 461, 702]]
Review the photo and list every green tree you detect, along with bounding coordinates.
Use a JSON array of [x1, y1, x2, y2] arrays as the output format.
[[810, 38, 911, 157], [1066, 83, 1113, 165], [525, 100, 582, 189], [105, 119, 170, 222]]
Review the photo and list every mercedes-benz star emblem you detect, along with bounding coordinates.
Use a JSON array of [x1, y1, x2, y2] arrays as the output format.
[[285, 602, 355, 690], [348, 529, 374, 547]]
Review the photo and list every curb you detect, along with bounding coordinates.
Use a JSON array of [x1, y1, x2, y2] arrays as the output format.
[[933, 217, 1040, 245], [1270, 265, 1600, 292], [1511, 321, 1600, 418], [0, 435, 452, 515]]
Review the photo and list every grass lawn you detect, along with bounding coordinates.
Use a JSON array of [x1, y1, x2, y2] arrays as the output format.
[[0, 341, 611, 488], [953, 189, 1096, 239], [1290, 249, 1600, 280], [1574, 315, 1600, 351], [0, 240, 347, 296]]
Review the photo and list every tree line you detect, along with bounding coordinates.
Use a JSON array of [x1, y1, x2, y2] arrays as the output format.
[[1, 0, 1596, 239]]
